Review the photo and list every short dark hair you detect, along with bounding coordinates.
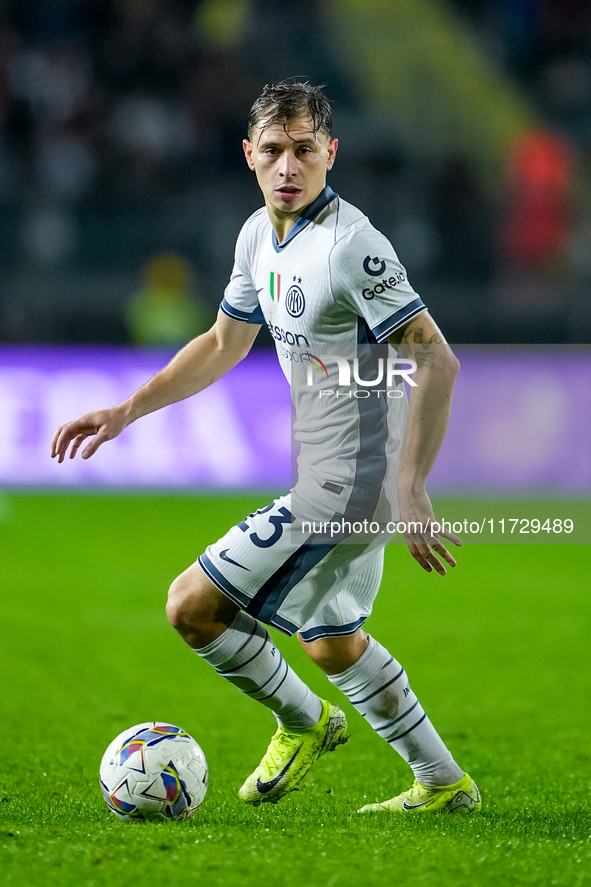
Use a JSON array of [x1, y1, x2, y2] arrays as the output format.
[[247, 80, 333, 141]]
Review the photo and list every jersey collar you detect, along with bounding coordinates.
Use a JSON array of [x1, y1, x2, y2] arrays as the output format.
[[271, 185, 338, 253]]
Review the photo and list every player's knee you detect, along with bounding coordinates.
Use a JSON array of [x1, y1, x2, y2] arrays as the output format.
[[166, 572, 212, 633], [166, 568, 239, 644], [166, 575, 192, 631]]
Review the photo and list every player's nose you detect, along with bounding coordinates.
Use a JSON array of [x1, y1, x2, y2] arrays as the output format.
[[278, 150, 297, 178]]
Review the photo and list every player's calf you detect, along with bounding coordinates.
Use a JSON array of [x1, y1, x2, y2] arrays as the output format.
[[168, 575, 325, 745]]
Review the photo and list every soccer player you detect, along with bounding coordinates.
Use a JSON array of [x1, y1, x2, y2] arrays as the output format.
[[51, 81, 480, 814]]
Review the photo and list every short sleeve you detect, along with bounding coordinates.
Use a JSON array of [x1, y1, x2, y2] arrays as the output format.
[[329, 226, 427, 342], [220, 223, 265, 325]]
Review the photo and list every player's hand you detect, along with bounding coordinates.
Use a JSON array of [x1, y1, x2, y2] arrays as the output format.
[[397, 487, 462, 575], [50, 404, 131, 463]]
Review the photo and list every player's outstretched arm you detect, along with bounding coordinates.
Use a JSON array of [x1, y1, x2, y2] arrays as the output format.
[[388, 312, 461, 575], [51, 311, 260, 463]]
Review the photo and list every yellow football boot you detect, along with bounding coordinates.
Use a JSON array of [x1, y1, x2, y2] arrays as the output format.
[[359, 772, 481, 814], [239, 700, 348, 805]]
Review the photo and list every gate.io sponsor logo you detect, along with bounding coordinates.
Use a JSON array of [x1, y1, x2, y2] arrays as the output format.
[[362, 270, 407, 300], [363, 255, 386, 276]]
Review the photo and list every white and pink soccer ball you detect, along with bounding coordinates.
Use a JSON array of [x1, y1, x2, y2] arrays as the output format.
[[99, 722, 208, 821]]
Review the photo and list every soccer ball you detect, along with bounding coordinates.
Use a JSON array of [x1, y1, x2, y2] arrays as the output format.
[[99, 722, 208, 821]]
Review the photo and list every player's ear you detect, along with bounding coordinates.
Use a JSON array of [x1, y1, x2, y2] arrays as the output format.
[[243, 139, 255, 171], [326, 138, 338, 171]]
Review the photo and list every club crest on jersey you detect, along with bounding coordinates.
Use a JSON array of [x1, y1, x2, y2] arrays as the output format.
[[285, 284, 305, 318], [363, 255, 386, 276]]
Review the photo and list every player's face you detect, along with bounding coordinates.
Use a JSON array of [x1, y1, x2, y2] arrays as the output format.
[[243, 115, 337, 216]]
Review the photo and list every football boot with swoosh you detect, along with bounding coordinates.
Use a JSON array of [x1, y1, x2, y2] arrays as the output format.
[[359, 773, 481, 814], [238, 700, 348, 805]]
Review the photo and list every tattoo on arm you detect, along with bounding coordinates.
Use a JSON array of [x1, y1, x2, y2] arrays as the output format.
[[401, 327, 443, 347], [389, 316, 444, 361], [415, 351, 435, 368]]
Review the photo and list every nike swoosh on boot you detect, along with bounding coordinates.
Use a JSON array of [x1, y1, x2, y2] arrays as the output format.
[[255, 751, 299, 794]]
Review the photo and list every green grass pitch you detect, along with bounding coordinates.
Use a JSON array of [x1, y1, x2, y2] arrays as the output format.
[[0, 491, 590, 887]]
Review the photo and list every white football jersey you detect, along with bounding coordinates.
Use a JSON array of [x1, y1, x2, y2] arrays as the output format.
[[221, 186, 428, 526]]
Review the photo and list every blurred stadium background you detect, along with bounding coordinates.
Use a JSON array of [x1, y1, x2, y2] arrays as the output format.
[[0, 0, 589, 495]]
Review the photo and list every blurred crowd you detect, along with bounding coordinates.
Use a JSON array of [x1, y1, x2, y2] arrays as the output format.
[[448, 0, 591, 338], [0, 0, 590, 345], [0, 0, 264, 206], [0, 0, 344, 343]]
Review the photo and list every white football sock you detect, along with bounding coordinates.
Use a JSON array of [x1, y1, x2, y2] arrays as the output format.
[[327, 635, 463, 787], [194, 610, 323, 730]]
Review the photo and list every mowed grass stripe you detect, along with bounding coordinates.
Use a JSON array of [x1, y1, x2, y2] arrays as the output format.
[[0, 492, 589, 887]]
